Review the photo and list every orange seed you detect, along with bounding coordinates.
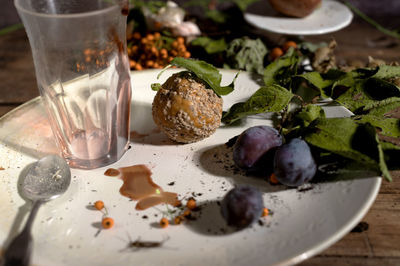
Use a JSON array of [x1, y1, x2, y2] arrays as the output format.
[[283, 41, 297, 52], [160, 217, 169, 228], [270, 173, 279, 184], [94, 200, 104, 211], [270, 47, 284, 61], [186, 198, 196, 210], [102, 217, 114, 229]]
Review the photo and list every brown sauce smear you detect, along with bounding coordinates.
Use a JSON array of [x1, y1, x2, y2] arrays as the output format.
[[104, 165, 180, 210], [130, 130, 149, 139], [104, 168, 120, 176]]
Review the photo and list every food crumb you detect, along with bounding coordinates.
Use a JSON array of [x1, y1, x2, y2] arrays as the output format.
[[351, 221, 369, 233]]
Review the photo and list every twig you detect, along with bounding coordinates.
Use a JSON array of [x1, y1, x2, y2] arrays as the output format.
[[0, 23, 24, 36], [342, 0, 400, 40]]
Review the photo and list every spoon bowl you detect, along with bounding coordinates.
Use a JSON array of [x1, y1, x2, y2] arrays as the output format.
[[3, 155, 71, 266], [22, 155, 71, 201]]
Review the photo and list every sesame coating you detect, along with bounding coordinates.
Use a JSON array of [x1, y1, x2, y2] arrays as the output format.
[[152, 71, 223, 143]]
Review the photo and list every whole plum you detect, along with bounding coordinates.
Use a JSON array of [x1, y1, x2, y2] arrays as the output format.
[[273, 138, 316, 187], [233, 126, 283, 170], [220, 185, 264, 229]]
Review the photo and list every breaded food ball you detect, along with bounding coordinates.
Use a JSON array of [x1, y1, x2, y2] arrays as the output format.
[[268, 0, 321, 18], [152, 71, 223, 143]]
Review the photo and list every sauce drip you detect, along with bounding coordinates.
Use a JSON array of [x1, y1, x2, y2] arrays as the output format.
[[104, 168, 120, 176], [130, 130, 149, 139], [105, 165, 180, 210]]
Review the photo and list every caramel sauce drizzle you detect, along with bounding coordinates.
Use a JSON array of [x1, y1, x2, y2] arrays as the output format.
[[105, 165, 180, 210]]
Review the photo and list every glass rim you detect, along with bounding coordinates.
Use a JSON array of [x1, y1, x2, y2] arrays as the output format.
[[14, 0, 120, 18]]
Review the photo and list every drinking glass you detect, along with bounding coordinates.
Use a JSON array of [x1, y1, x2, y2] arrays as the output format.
[[15, 0, 132, 169]]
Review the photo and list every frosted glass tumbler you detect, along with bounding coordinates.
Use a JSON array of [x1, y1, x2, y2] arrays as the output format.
[[15, 0, 132, 169]]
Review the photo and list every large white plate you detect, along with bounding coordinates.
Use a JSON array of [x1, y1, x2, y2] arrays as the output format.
[[0, 69, 380, 266], [244, 0, 353, 35]]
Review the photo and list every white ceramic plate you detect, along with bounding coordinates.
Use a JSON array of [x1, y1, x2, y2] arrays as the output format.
[[244, 0, 353, 35], [0, 69, 380, 266]]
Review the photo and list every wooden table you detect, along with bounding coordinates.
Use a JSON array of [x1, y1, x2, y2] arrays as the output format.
[[0, 18, 399, 265]]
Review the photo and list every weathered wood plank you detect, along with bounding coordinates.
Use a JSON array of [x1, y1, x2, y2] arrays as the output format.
[[305, 19, 400, 63], [301, 256, 400, 266], [316, 183, 400, 259], [0, 29, 38, 104], [0, 105, 19, 118], [319, 232, 373, 257], [380, 171, 400, 194]]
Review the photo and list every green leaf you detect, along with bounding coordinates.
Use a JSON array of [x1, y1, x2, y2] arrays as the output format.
[[299, 41, 328, 54], [334, 81, 374, 112], [205, 9, 230, 24], [232, 0, 261, 11], [0, 23, 23, 36], [381, 141, 400, 169], [190, 37, 227, 54], [222, 84, 294, 124], [295, 105, 325, 127], [297, 72, 333, 98], [169, 57, 237, 96], [363, 97, 400, 117], [225, 37, 268, 75], [363, 77, 400, 100], [376, 132, 392, 181], [263, 48, 300, 87], [354, 115, 400, 137], [298, 71, 335, 89], [372, 65, 400, 79], [296, 67, 400, 109], [304, 117, 392, 181], [305, 118, 376, 165], [151, 83, 161, 91]]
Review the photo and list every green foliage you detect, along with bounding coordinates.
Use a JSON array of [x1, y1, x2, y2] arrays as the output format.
[[304, 118, 392, 181], [191, 37, 228, 54], [222, 59, 400, 181], [298, 66, 400, 114], [263, 48, 300, 87], [0, 23, 23, 37], [225, 37, 267, 75], [153, 57, 238, 96], [222, 85, 294, 124]]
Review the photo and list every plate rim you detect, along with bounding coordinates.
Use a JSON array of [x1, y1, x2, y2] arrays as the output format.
[[0, 68, 382, 266], [244, 0, 354, 35]]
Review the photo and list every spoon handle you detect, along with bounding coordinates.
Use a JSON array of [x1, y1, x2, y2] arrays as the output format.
[[3, 200, 42, 266]]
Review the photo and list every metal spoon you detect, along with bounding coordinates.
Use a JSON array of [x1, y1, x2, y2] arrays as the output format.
[[3, 155, 71, 266]]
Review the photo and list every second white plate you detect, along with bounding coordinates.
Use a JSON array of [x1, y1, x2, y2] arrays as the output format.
[[244, 0, 353, 35]]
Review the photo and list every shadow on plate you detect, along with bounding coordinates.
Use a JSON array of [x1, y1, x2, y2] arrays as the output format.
[[0, 99, 59, 161], [129, 101, 181, 146], [195, 142, 381, 194], [249, 72, 265, 87], [183, 200, 237, 236], [194, 144, 288, 194], [1, 163, 36, 249]]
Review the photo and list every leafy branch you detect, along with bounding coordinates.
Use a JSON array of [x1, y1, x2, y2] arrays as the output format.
[[0, 23, 23, 37], [222, 50, 400, 181], [342, 0, 400, 40]]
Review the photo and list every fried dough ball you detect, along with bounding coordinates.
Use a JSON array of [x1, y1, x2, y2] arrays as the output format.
[[268, 0, 321, 18], [152, 71, 223, 143]]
